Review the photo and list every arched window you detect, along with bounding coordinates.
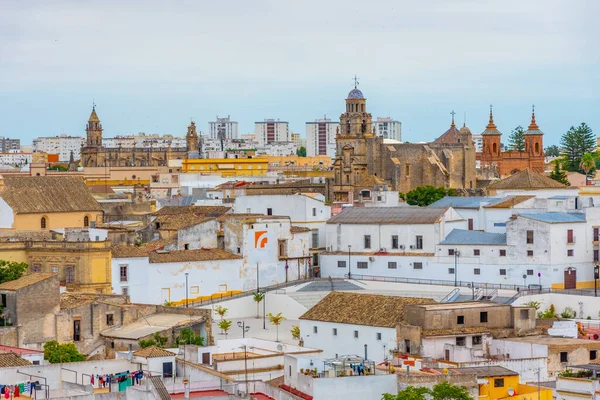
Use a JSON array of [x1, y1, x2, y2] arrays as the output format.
[[535, 143, 539, 153], [492, 143, 497, 154], [41, 217, 47, 229], [84, 216, 89, 227]]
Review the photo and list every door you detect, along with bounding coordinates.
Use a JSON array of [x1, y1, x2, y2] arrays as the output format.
[[444, 349, 450, 361], [564, 267, 577, 289], [73, 320, 81, 342], [202, 352, 210, 364]]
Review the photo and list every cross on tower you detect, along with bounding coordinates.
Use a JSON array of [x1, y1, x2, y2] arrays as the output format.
[[450, 110, 456, 126], [532, 104, 535, 113], [353, 75, 359, 89]]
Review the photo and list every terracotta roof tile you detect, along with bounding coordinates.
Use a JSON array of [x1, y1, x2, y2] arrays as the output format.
[[155, 214, 214, 231], [488, 169, 566, 190], [149, 248, 242, 263], [422, 327, 491, 337], [290, 226, 311, 233], [111, 240, 176, 258], [0, 273, 56, 291], [0, 176, 102, 214], [0, 353, 32, 367], [133, 346, 176, 358], [484, 195, 535, 208], [154, 206, 230, 217], [299, 292, 435, 328], [327, 207, 451, 225]]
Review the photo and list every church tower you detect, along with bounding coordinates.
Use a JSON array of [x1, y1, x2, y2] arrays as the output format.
[[480, 106, 502, 166], [86, 105, 103, 147], [524, 106, 545, 173], [186, 121, 199, 152], [339, 81, 373, 137]]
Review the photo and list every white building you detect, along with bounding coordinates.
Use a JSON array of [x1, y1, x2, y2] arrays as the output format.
[[306, 118, 339, 157], [255, 119, 290, 146], [256, 141, 297, 156], [208, 116, 239, 139], [0, 138, 20, 152], [32, 134, 85, 161], [0, 152, 32, 166], [472, 134, 483, 152], [373, 117, 401, 141], [103, 133, 186, 149]]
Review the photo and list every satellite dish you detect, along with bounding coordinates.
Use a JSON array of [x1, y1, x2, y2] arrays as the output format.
[[507, 388, 515, 396], [277, 344, 283, 351]]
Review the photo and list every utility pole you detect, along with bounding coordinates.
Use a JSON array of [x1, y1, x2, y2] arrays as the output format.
[[348, 245, 352, 279], [454, 249, 460, 286], [185, 273, 189, 308]]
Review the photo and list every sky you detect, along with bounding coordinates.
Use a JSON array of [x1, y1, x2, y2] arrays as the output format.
[[1, 0, 598, 146]]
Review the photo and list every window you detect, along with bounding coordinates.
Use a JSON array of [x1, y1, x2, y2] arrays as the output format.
[[84, 216, 89, 227], [448, 249, 455, 256], [312, 232, 319, 248], [405, 164, 410, 176], [494, 378, 505, 388], [120, 265, 128, 282], [499, 269, 507, 276], [312, 208, 317, 217], [333, 328, 337, 336], [413, 262, 423, 270], [526, 230, 534, 244], [500, 249, 506, 257], [41, 217, 47, 229], [354, 330, 359, 338], [278, 240, 287, 257], [122, 287, 128, 295], [472, 335, 482, 345], [32, 361, 40, 365], [246, 208, 251, 213], [591, 350, 597, 361], [376, 333, 382, 341], [357, 261, 368, 269], [595, 250, 599, 262], [73, 320, 81, 342], [527, 250, 534, 257], [267, 208, 272, 215], [560, 352, 568, 363], [474, 268, 481, 275], [448, 268, 455, 274], [468, 219, 474, 231], [416, 236, 423, 250], [457, 316, 464, 325], [494, 222, 506, 227], [520, 309, 530, 320], [567, 249, 574, 257], [313, 326, 318, 334], [594, 228, 599, 242], [388, 262, 397, 269], [364, 235, 371, 249], [338, 260, 347, 268], [51, 266, 58, 273], [566, 229, 575, 244], [32, 264, 41, 272], [184, 243, 189, 250], [456, 337, 466, 346], [106, 314, 114, 326], [65, 266, 75, 284], [474, 249, 480, 256], [527, 269, 534, 276], [480, 312, 488, 323], [391, 235, 399, 249]]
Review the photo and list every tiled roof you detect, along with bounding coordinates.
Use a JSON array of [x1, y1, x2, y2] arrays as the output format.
[[60, 292, 128, 310], [327, 207, 451, 225], [434, 124, 461, 144], [487, 169, 566, 190], [155, 214, 214, 231], [0, 352, 32, 368], [290, 226, 311, 233], [0, 345, 43, 355], [429, 197, 500, 209], [484, 195, 535, 208], [0, 176, 102, 214], [440, 229, 507, 245], [299, 292, 435, 328], [154, 205, 230, 217], [356, 174, 387, 188], [111, 240, 176, 258], [519, 212, 586, 224], [133, 346, 176, 358], [422, 327, 491, 337], [433, 366, 517, 377], [0, 273, 56, 291], [149, 248, 242, 263]]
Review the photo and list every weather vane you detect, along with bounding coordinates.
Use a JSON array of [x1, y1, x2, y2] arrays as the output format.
[[354, 75, 359, 89]]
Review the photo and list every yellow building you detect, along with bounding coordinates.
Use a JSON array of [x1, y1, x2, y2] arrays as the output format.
[[0, 176, 103, 230], [182, 158, 268, 176], [470, 367, 552, 400]]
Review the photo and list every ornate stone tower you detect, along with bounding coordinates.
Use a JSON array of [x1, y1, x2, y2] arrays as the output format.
[[86, 106, 103, 147], [339, 84, 373, 137], [524, 106, 545, 173], [480, 106, 502, 165], [186, 121, 199, 152]]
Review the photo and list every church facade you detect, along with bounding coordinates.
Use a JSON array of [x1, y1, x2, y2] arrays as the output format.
[[80, 107, 199, 167], [327, 87, 476, 203]]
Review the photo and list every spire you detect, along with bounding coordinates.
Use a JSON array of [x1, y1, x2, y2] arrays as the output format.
[[450, 110, 456, 128], [528, 104, 539, 130], [89, 105, 100, 122], [486, 104, 497, 129]]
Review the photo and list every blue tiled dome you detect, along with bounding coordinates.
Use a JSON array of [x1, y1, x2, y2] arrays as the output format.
[[347, 88, 364, 99]]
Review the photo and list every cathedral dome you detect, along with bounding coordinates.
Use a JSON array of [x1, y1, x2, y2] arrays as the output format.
[[459, 124, 472, 135], [347, 88, 364, 99]]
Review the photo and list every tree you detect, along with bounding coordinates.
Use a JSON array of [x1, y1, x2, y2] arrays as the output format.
[[175, 327, 205, 346], [549, 162, 570, 186], [560, 123, 595, 172], [545, 145, 560, 157], [382, 382, 473, 400], [253, 292, 264, 319], [405, 186, 449, 207], [296, 146, 307, 157], [0, 260, 28, 284], [218, 319, 232, 337], [43, 340, 85, 363], [267, 312, 285, 342], [215, 305, 228, 321], [508, 125, 525, 152], [138, 338, 156, 348], [290, 325, 300, 341], [152, 332, 167, 347], [580, 152, 595, 176], [382, 386, 429, 400]]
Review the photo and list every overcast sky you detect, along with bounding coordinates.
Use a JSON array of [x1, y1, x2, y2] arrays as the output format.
[[1, 0, 598, 145]]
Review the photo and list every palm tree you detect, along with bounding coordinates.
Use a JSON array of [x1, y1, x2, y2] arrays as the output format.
[[267, 312, 285, 342], [215, 306, 228, 321], [580, 152, 595, 176], [253, 292, 264, 318]]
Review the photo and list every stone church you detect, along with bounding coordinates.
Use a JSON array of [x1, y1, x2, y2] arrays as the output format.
[[80, 107, 199, 167], [327, 87, 476, 203]]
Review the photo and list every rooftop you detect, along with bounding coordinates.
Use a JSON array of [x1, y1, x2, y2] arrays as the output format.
[[500, 335, 596, 348], [0, 345, 43, 355], [101, 313, 205, 340], [0, 352, 32, 368], [488, 169, 566, 190], [290, 226, 311, 233], [111, 240, 175, 258], [433, 366, 517, 377], [422, 327, 491, 337], [133, 346, 176, 358], [148, 248, 242, 263], [299, 292, 435, 328], [0, 176, 102, 214], [60, 292, 129, 310], [155, 213, 214, 231], [484, 195, 535, 208], [429, 197, 501, 209], [0, 273, 56, 291], [519, 212, 586, 224], [327, 207, 451, 225], [440, 229, 507, 245], [412, 301, 508, 311], [154, 205, 231, 217]]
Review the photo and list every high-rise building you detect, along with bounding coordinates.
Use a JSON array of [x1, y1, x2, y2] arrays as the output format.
[[103, 133, 186, 149], [0, 138, 20, 153], [471, 133, 483, 152], [306, 118, 339, 157], [32, 134, 85, 162], [208, 116, 239, 139], [372, 117, 402, 141], [254, 119, 290, 146]]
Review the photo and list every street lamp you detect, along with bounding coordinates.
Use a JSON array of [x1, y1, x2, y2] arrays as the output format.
[[237, 321, 251, 338], [348, 245, 352, 279], [453, 249, 460, 286], [185, 273, 189, 308]]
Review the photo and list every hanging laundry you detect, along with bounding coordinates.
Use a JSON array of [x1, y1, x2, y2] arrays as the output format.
[[14, 385, 19, 398]]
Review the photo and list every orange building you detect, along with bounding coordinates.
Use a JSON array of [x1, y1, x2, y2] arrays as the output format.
[[477, 107, 545, 177]]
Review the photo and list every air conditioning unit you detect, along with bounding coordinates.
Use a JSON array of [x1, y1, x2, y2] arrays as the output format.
[[379, 248, 386, 252], [369, 256, 375, 261], [409, 245, 415, 249], [399, 245, 405, 249]]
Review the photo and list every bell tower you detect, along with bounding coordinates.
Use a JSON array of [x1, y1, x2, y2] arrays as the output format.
[[339, 77, 372, 137], [186, 121, 199, 152], [524, 105, 545, 173], [481, 106, 502, 161], [86, 105, 103, 147]]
